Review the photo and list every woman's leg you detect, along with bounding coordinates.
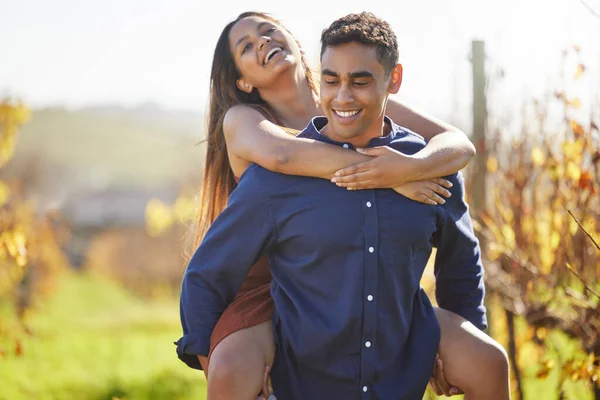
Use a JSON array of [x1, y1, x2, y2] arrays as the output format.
[[206, 321, 275, 400], [434, 307, 511, 400]]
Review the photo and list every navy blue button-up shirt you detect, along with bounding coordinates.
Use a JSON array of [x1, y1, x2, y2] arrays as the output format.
[[177, 116, 487, 400]]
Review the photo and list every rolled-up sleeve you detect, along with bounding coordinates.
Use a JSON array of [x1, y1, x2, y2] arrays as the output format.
[[433, 172, 487, 331], [176, 166, 275, 369]]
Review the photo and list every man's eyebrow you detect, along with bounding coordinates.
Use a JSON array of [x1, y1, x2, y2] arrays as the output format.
[[348, 71, 374, 79], [321, 70, 375, 79]]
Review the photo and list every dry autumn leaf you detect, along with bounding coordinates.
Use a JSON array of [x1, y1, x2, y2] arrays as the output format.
[[486, 156, 498, 172], [531, 147, 545, 166], [569, 120, 585, 137], [575, 63, 586, 79]]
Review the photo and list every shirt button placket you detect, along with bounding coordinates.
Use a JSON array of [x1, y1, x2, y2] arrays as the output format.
[[362, 193, 377, 399]]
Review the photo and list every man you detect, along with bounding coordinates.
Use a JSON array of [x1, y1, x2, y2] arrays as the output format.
[[178, 12, 487, 399]]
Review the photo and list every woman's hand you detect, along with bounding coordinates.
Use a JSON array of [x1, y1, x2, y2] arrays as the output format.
[[429, 354, 464, 397], [331, 146, 424, 189], [394, 178, 452, 205]]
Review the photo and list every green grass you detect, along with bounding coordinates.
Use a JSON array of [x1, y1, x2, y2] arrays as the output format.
[[0, 272, 206, 400], [1, 271, 594, 400]]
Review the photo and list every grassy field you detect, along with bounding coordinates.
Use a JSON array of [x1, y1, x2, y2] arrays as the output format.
[[0, 272, 206, 400], [13, 107, 202, 188], [0, 271, 594, 400]]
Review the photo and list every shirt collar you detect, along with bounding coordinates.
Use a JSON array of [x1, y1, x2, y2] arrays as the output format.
[[300, 116, 399, 149]]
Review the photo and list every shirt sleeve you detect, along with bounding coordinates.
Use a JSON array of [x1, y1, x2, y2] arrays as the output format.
[[432, 172, 487, 331], [175, 166, 276, 369]]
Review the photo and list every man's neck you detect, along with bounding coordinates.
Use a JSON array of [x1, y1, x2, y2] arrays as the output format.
[[258, 68, 320, 131], [321, 117, 392, 148]]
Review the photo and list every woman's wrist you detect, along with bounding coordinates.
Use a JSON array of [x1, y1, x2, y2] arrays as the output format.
[[401, 152, 427, 183]]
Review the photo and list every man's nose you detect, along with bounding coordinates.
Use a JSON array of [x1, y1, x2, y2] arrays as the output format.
[[336, 84, 354, 104]]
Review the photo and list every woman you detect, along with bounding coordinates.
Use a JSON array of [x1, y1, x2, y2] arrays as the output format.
[[192, 11, 510, 400]]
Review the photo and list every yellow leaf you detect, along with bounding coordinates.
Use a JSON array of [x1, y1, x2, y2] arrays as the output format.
[[4, 233, 18, 258], [553, 213, 564, 230], [540, 247, 555, 274], [569, 120, 585, 137], [575, 63, 585, 79], [566, 98, 581, 109], [566, 161, 581, 181], [531, 147, 545, 166], [550, 230, 561, 250], [488, 242, 502, 262], [536, 357, 554, 379], [0, 134, 16, 166], [145, 199, 174, 237], [15, 254, 27, 267], [0, 180, 10, 206], [522, 217, 534, 235], [546, 163, 564, 181], [12, 104, 31, 125], [536, 365, 552, 379], [502, 224, 516, 249], [583, 218, 595, 233], [562, 140, 580, 160], [570, 218, 579, 235], [588, 353, 596, 366], [172, 195, 197, 222], [486, 156, 498, 172]]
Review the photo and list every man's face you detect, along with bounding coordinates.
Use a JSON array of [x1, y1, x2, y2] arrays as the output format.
[[320, 42, 401, 146]]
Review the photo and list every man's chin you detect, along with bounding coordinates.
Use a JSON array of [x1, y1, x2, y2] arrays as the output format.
[[328, 125, 359, 141]]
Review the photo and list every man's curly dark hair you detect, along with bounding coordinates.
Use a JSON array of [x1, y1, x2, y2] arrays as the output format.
[[320, 12, 399, 77]]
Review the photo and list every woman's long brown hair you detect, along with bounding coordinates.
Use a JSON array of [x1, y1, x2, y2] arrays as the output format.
[[194, 12, 318, 249]]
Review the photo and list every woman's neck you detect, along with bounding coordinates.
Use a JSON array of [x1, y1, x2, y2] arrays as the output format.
[[258, 68, 320, 130]]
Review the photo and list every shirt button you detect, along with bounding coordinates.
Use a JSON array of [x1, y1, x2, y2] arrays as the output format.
[[368, 247, 374, 253], [366, 201, 372, 208], [343, 144, 349, 148], [365, 341, 372, 348], [363, 386, 368, 392], [367, 295, 373, 301]]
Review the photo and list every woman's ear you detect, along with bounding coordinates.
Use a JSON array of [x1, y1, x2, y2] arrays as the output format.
[[236, 78, 254, 93]]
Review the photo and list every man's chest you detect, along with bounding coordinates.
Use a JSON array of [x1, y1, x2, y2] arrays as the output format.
[[268, 177, 441, 252]]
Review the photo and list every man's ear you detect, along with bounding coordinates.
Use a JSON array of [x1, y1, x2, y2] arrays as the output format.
[[236, 78, 253, 93], [389, 64, 403, 94]]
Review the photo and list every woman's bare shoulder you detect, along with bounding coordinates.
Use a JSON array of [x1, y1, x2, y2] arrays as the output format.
[[223, 104, 272, 135]]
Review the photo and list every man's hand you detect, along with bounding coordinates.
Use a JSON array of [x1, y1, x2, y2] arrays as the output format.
[[197, 355, 209, 379], [429, 354, 464, 397], [331, 146, 422, 189], [257, 366, 277, 400]]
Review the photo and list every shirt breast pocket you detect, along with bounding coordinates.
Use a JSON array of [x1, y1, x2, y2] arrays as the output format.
[[384, 194, 439, 269]]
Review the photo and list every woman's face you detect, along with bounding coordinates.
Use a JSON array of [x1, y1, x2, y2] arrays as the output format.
[[229, 16, 301, 91]]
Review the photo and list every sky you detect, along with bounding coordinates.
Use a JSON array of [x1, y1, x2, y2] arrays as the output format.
[[1, 0, 599, 129]]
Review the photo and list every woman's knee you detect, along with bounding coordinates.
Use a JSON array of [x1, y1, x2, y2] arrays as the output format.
[[208, 346, 249, 385], [207, 323, 274, 395], [481, 340, 510, 380], [434, 308, 510, 392]]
